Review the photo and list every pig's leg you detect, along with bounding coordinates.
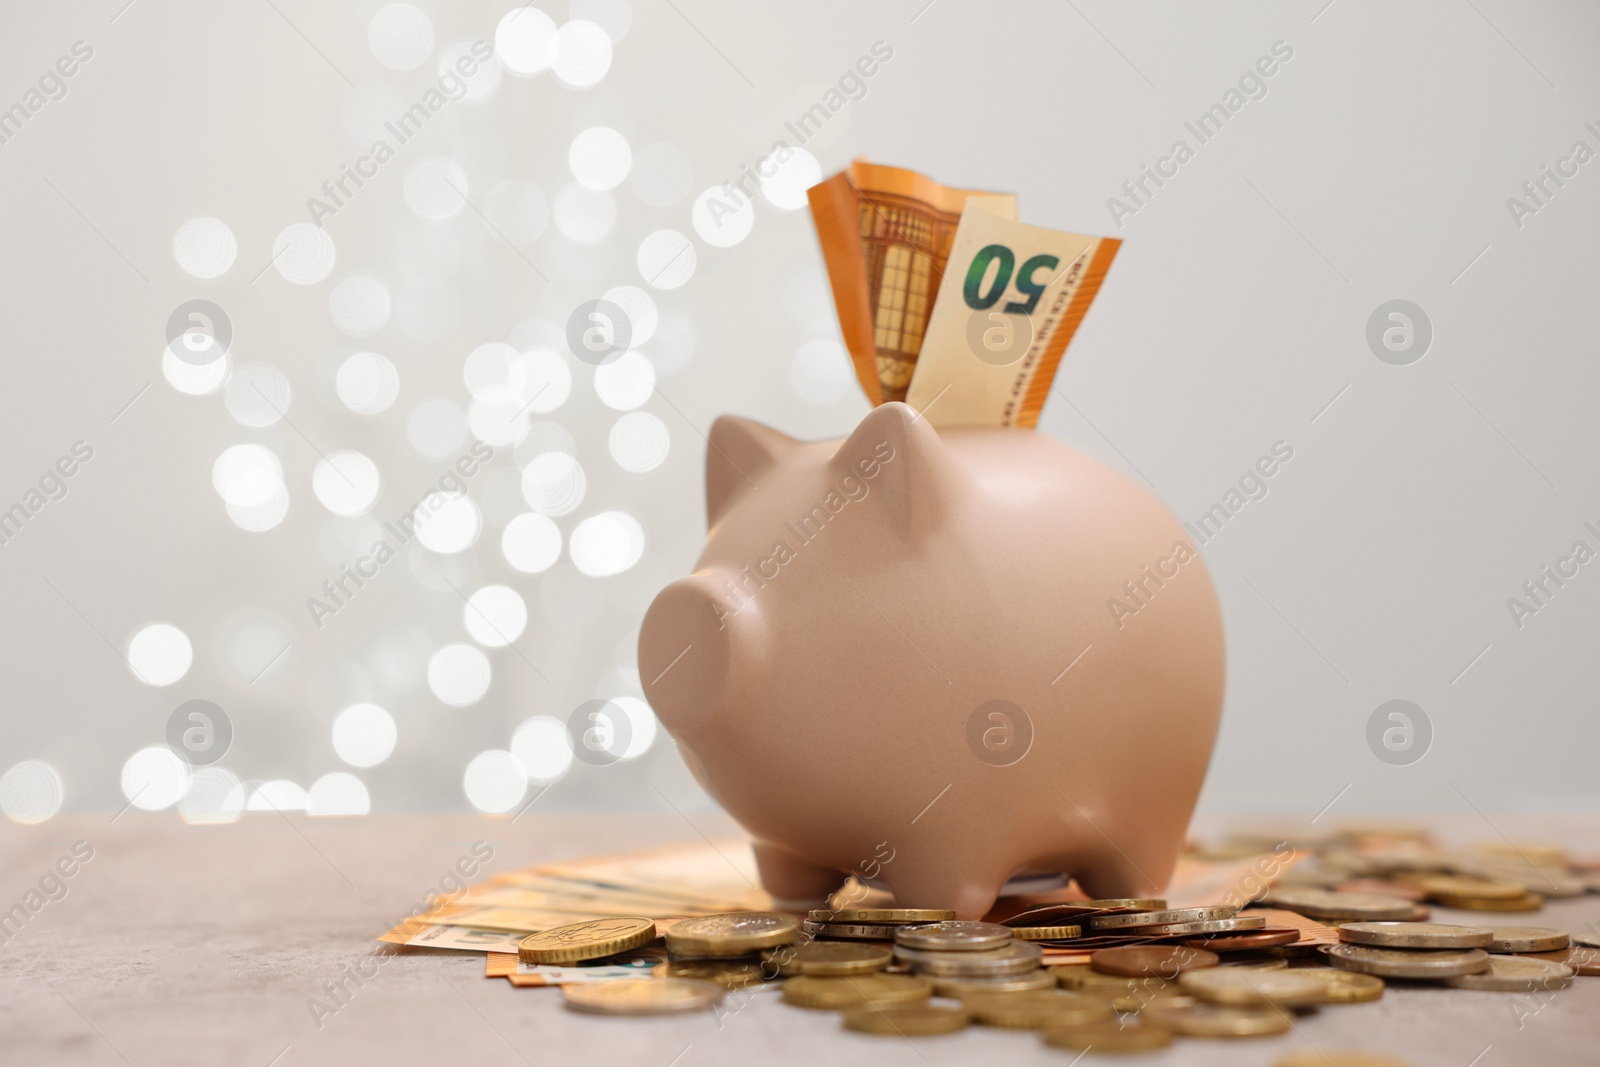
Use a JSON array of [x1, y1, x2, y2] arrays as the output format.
[[752, 842, 846, 909], [880, 861, 1007, 921], [1071, 850, 1169, 901]]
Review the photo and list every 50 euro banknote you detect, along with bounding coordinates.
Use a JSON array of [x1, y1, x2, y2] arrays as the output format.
[[903, 197, 1120, 428]]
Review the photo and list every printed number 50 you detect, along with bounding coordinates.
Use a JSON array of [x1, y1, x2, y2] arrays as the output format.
[[963, 244, 1059, 316]]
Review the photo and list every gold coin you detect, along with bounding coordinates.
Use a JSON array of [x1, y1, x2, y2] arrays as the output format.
[[1265, 889, 1414, 921], [1274, 1052, 1410, 1067], [1077, 984, 1194, 1013], [1416, 875, 1526, 901], [1089, 905, 1237, 930], [665, 912, 800, 957], [518, 916, 656, 964], [809, 908, 955, 924], [1217, 958, 1289, 971], [1445, 954, 1574, 992], [1337, 922, 1494, 949], [1178, 968, 1328, 1008], [1042, 1019, 1173, 1052], [653, 959, 769, 989], [561, 977, 723, 1015], [1010, 925, 1082, 941], [1323, 944, 1490, 979], [1148, 1000, 1292, 1037], [1432, 891, 1543, 911], [1472, 841, 1566, 866], [1055, 966, 1172, 991], [781, 973, 932, 1010], [1488, 927, 1569, 954], [934, 970, 1056, 997], [1314, 970, 1385, 1004], [763, 941, 890, 977], [842, 1003, 969, 1036], [1091, 946, 1219, 978], [966, 990, 1113, 1030]]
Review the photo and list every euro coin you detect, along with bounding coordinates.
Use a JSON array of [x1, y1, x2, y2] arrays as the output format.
[[763, 941, 890, 976], [1147, 1000, 1291, 1037], [1054, 967, 1172, 992], [802, 920, 927, 940], [1121, 915, 1267, 937], [1180, 926, 1301, 952], [1529, 946, 1600, 975], [895, 939, 1042, 976], [1337, 923, 1493, 949], [1090, 989, 1197, 1014], [1042, 1019, 1173, 1052], [1488, 927, 1569, 954], [1265, 889, 1413, 921], [653, 959, 769, 989], [933, 970, 1056, 997], [1337, 879, 1429, 901], [1313, 970, 1385, 1004], [1178, 968, 1328, 1008], [809, 908, 954, 923], [894, 921, 1014, 951], [1009, 925, 1081, 941], [666, 912, 800, 957], [1074, 898, 1167, 910], [1089, 905, 1237, 930], [965, 990, 1112, 1030], [1323, 944, 1490, 979], [1445, 954, 1574, 992], [1091, 946, 1219, 978], [781, 973, 931, 1010], [1274, 1052, 1410, 1067], [562, 977, 723, 1015], [1415, 875, 1526, 901], [842, 1003, 969, 1036], [518, 916, 656, 964]]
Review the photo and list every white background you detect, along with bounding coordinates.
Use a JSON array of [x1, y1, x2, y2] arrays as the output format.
[[0, 0, 1595, 821]]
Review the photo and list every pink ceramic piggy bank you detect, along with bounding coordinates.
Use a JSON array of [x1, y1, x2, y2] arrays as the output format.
[[639, 403, 1224, 919]]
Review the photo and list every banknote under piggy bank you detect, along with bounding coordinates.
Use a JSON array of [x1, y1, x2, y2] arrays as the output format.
[[639, 403, 1224, 919]]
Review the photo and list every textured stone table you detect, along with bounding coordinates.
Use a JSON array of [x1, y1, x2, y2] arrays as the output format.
[[3, 812, 1597, 1066]]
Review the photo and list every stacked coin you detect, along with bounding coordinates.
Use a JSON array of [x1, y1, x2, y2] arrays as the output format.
[[802, 907, 952, 942], [1324, 922, 1575, 992]]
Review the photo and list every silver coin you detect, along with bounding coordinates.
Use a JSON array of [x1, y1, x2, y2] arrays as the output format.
[[1323, 943, 1490, 979], [1126, 916, 1268, 938], [894, 921, 1015, 951], [1089, 906, 1237, 930], [802, 920, 933, 940], [1264, 889, 1412, 921], [895, 940, 1043, 976], [1488, 927, 1570, 954]]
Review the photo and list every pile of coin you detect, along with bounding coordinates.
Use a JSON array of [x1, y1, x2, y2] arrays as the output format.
[[509, 827, 1599, 1061], [1324, 922, 1584, 991], [1251, 831, 1600, 916]]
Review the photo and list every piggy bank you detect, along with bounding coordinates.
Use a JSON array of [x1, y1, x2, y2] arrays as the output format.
[[638, 403, 1224, 919]]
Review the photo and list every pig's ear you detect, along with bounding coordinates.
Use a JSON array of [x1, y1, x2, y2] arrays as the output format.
[[829, 402, 954, 542], [706, 416, 799, 528], [639, 571, 765, 737]]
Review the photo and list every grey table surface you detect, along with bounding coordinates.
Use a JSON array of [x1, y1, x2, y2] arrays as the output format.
[[3, 811, 1597, 1067]]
